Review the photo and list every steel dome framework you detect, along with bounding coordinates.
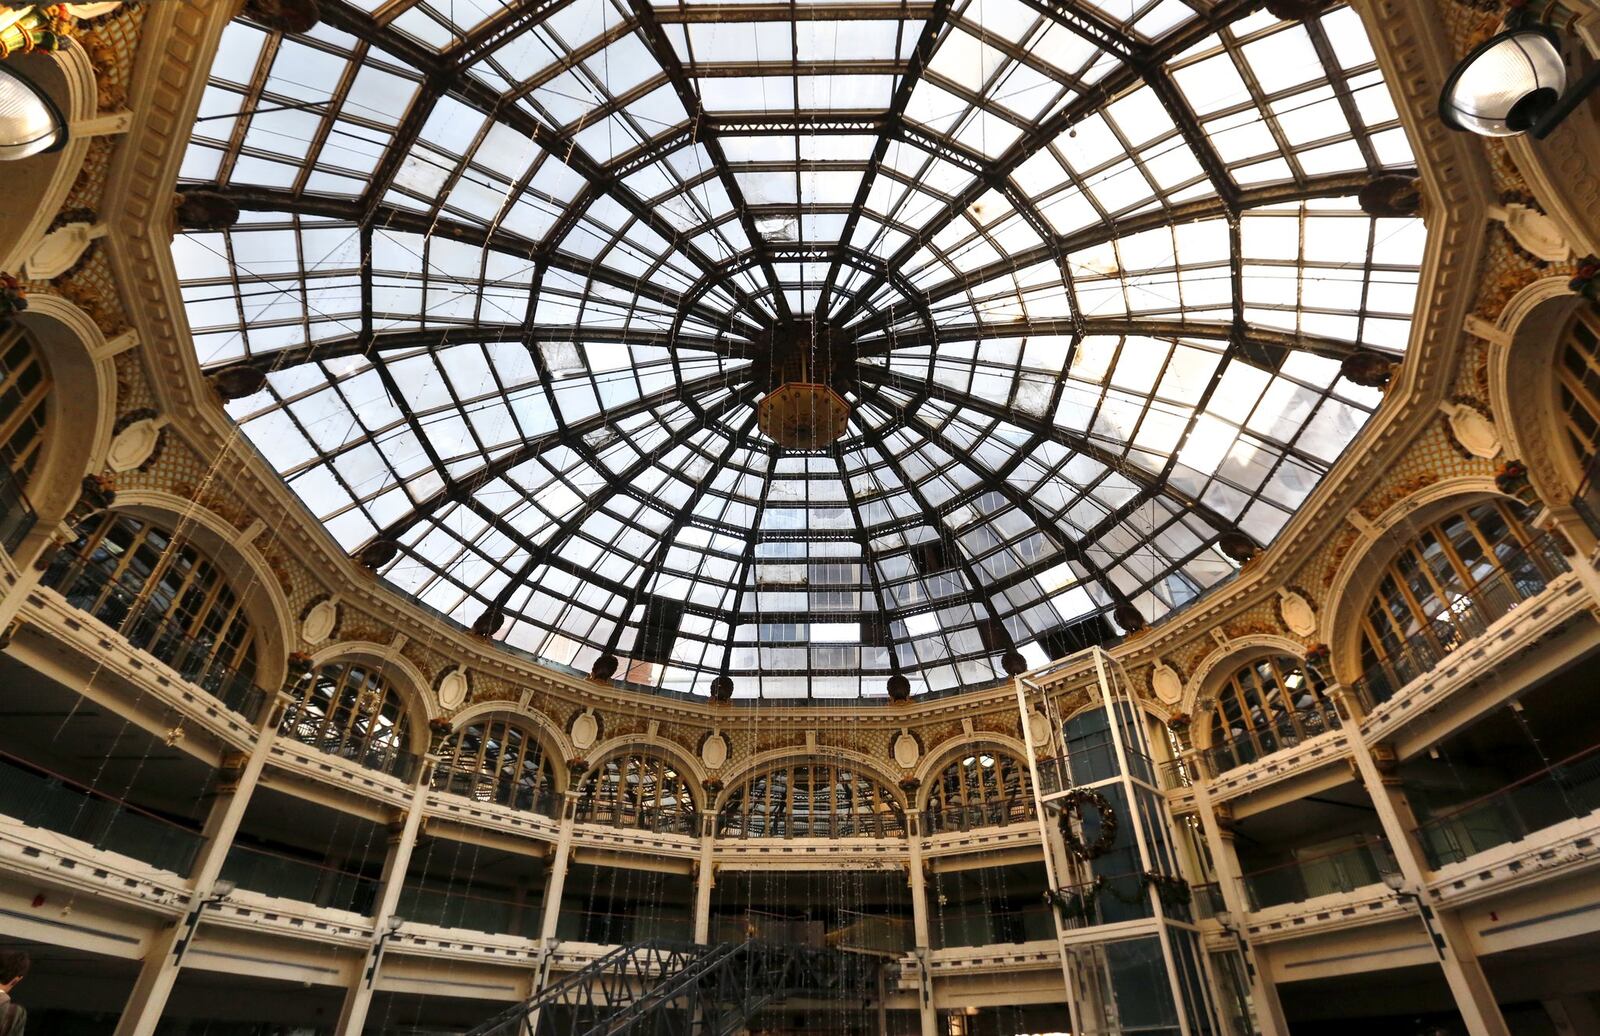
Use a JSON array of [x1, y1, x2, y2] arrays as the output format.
[[171, 0, 1425, 698]]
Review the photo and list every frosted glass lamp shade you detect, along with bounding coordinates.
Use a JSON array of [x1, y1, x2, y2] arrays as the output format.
[[1440, 27, 1567, 136], [0, 63, 67, 161]]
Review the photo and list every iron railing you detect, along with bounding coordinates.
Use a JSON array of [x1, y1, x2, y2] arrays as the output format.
[[0, 750, 201, 874], [276, 697, 419, 782], [575, 800, 700, 835], [1414, 741, 1600, 868], [41, 553, 268, 720], [1348, 534, 1569, 712], [220, 842, 380, 915], [920, 797, 1035, 834], [1176, 707, 1345, 781], [0, 458, 35, 555], [396, 884, 545, 939], [1239, 838, 1399, 910], [931, 905, 1053, 948], [430, 773, 562, 818], [557, 906, 695, 945]]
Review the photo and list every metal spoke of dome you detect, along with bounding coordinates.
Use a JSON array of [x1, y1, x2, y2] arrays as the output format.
[[356, 371, 759, 551], [185, 185, 761, 342], [854, 381, 1136, 612], [855, 365, 1240, 535], [314, 0, 774, 326], [827, 443, 905, 678], [828, 0, 1265, 330]]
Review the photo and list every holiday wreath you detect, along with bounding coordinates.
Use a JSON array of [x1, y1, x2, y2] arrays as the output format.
[[1058, 787, 1118, 859]]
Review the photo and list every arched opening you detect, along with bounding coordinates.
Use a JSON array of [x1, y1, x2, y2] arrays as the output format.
[[1353, 499, 1567, 704], [0, 322, 49, 552], [1203, 655, 1337, 775], [716, 761, 905, 839], [40, 510, 263, 714], [280, 660, 416, 779], [1557, 304, 1600, 532], [574, 751, 698, 834], [432, 715, 559, 816], [922, 746, 1035, 833]]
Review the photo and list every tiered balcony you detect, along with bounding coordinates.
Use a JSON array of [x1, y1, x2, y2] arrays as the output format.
[[1239, 838, 1399, 911]]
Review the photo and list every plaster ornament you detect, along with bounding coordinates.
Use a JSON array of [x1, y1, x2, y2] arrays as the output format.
[[24, 222, 106, 281], [437, 668, 469, 710], [1150, 664, 1184, 706], [892, 732, 920, 770], [1488, 203, 1571, 263], [701, 732, 728, 770], [570, 710, 599, 751], [1277, 590, 1318, 638], [1441, 403, 1502, 459], [1026, 709, 1052, 748], [106, 416, 165, 472], [300, 597, 338, 644]]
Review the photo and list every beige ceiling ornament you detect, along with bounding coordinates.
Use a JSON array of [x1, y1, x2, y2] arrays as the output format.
[[436, 667, 470, 710], [570, 710, 599, 751], [1486, 202, 1571, 263], [1277, 589, 1319, 638], [1439, 402, 1502, 459], [892, 731, 920, 770], [1150, 663, 1184, 706], [106, 413, 167, 472], [700, 732, 728, 771], [299, 596, 339, 645], [1026, 709, 1052, 749], [24, 221, 106, 281]]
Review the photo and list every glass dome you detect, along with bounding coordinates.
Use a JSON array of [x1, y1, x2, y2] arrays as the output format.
[[171, 0, 1427, 699]]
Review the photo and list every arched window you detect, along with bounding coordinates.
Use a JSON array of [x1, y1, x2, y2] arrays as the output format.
[[433, 716, 557, 815], [1557, 304, 1600, 470], [0, 325, 48, 486], [1357, 500, 1565, 697], [1206, 656, 1337, 774], [42, 512, 259, 696], [281, 661, 414, 777], [924, 748, 1035, 833], [717, 762, 906, 839], [575, 751, 697, 834]]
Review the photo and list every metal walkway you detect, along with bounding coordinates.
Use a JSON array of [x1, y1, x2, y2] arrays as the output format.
[[462, 940, 880, 1036]]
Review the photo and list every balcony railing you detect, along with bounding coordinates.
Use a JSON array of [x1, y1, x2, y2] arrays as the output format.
[[1239, 838, 1399, 911], [276, 698, 419, 782], [41, 553, 269, 720], [0, 750, 201, 875], [1573, 452, 1600, 540], [712, 810, 908, 839], [220, 843, 380, 915], [0, 459, 35, 555], [1200, 707, 1344, 777], [931, 904, 1054, 948], [558, 905, 692, 944], [576, 801, 700, 835], [1348, 534, 1569, 712], [1415, 741, 1600, 868], [920, 797, 1035, 835], [430, 773, 562, 818], [396, 883, 543, 939]]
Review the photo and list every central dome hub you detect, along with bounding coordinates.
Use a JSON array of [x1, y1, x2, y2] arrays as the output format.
[[755, 321, 856, 450]]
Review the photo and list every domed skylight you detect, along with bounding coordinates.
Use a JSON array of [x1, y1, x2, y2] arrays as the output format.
[[171, 0, 1424, 699]]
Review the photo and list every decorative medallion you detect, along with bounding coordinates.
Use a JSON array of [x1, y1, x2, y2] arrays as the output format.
[[436, 667, 469, 710], [1441, 402, 1501, 459], [1150, 664, 1184, 706], [107, 413, 164, 473], [700, 732, 729, 771], [300, 596, 338, 645], [892, 731, 920, 770], [1277, 589, 1318, 638], [1026, 709, 1052, 749], [570, 710, 600, 751]]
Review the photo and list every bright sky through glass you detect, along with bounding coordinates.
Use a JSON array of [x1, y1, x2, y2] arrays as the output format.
[[173, 0, 1423, 699]]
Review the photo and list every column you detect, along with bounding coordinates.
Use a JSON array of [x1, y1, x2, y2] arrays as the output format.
[[335, 755, 436, 1036], [906, 817, 938, 1036], [524, 793, 577, 1033], [693, 823, 715, 944], [1342, 708, 1511, 1036], [1191, 784, 1291, 1036], [112, 692, 288, 1036]]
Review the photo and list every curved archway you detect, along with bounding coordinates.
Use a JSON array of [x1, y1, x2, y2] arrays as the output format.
[[573, 747, 700, 833], [1195, 653, 1337, 775], [447, 699, 573, 782], [283, 650, 427, 775], [715, 758, 907, 839], [916, 741, 1035, 833], [432, 711, 562, 815]]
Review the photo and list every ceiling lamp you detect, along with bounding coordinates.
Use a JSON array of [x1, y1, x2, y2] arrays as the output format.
[[756, 322, 854, 450], [0, 62, 67, 161], [1440, 24, 1600, 138]]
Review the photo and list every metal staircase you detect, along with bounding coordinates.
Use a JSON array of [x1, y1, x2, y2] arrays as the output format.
[[462, 940, 880, 1036]]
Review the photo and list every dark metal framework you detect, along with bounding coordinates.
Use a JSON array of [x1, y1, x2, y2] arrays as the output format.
[[463, 939, 881, 1036], [173, 0, 1428, 697]]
